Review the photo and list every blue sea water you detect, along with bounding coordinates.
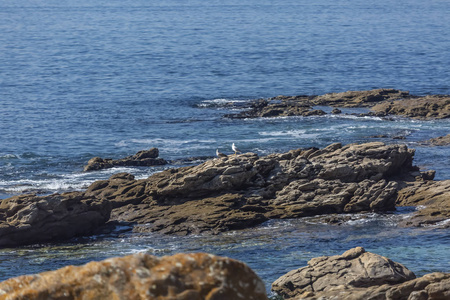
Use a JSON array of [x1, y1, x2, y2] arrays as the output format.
[[0, 0, 449, 295]]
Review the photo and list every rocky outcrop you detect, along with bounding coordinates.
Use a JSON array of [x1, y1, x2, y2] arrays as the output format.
[[84, 148, 167, 171], [225, 89, 409, 118], [224, 89, 450, 120], [397, 180, 450, 228], [272, 247, 449, 300], [0, 142, 430, 245], [0, 192, 111, 248], [371, 95, 450, 119], [0, 252, 268, 300], [420, 134, 450, 146], [95, 142, 416, 235]]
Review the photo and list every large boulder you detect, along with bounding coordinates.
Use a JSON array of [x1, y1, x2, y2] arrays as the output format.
[[272, 247, 449, 300], [84, 148, 167, 171], [0, 192, 111, 248], [0, 252, 268, 300]]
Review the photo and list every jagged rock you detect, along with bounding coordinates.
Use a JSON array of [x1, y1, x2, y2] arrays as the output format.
[[420, 134, 450, 146], [371, 95, 450, 119], [397, 180, 450, 228], [0, 252, 268, 300], [331, 108, 341, 114], [84, 148, 167, 171], [0, 192, 111, 247], [272, 247, 416, 299]]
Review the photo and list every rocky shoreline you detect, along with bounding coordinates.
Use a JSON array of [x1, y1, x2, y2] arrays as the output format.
[[224, 89, 450, 119], [1, 141, 448, 248]]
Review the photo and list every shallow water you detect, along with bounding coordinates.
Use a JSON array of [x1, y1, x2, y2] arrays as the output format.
[[0, 0, 449, 294]]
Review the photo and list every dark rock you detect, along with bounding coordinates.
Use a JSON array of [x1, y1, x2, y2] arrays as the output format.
[[0, 192, 111, 248], [272, 247, 449, 300], [311, 88, 409, 107], [84, 148, 167, 171], [0, 252, 268, 300], [331, 108, 342, 114]]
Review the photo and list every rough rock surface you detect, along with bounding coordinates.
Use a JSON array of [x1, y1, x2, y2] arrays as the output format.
[[0, 142, 429, 246], [397, 180, 450, 228], [0, 252, 268, 300], [420, 134, 450, 146], [84, 148, 167, 171], [272, 247, 449, 299], [100, 142, 415, 235], [0, 192, 111, 247], [371, 95, 450, 119]]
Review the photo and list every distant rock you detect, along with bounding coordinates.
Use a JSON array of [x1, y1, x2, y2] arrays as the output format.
[[272, 247, 449, 300], [225, 89, 409, 119], [84, 148, 167, 171], [223, 89, 450, 120], [371, 95, 450, 119], [420, 134, 450, 146], [0, 252, 268, 300], [0, 192, 111, 248]]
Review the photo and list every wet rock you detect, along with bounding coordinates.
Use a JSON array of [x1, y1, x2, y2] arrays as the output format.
[[84, 148, 167, 171], [0, 252, 268, 300], [420, 134, 450, 146], [330, 108, 341, 114], [371, 95, 450, 119], [0, 192, 111, 248], [397, 180, 450, 228], [272, 247, 416, 299]]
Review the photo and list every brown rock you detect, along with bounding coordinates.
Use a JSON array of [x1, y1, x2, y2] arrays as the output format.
[[272, 247, 416, 299], [0, 252, 268, 300], [84, 148, 167, 171], [420, 134, 450, 146], [0, 192, 111, 248], [397, 180, 450, 228], [371, 95, 450, 119], [311, 88, 409, 107]]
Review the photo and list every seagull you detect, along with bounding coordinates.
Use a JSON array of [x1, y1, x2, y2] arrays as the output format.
[[232, 143, 241, 156], [216, 149, 228, 158]]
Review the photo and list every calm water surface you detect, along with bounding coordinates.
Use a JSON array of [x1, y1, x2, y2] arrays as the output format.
[[0, 0, 449, 294]]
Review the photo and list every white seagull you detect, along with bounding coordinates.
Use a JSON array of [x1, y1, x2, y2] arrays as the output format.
[[232, 143, 241, 156], [216, 149, 228, 158]]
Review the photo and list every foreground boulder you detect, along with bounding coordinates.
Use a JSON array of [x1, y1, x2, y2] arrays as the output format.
[[0, 252, 268, 300], [84, 148, 167, 171], [0, 193, 111, 248], [272, 247, 449, 300]]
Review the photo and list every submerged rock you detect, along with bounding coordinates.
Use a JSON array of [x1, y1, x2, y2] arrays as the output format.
[[272, 247, 449, 300], [0, 192, 111, 248], [84, 148, 167, 171], [0, 252, 268, 300]]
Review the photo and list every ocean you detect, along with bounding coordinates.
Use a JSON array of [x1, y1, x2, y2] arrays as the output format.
[[0, 0, 449, 295]]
